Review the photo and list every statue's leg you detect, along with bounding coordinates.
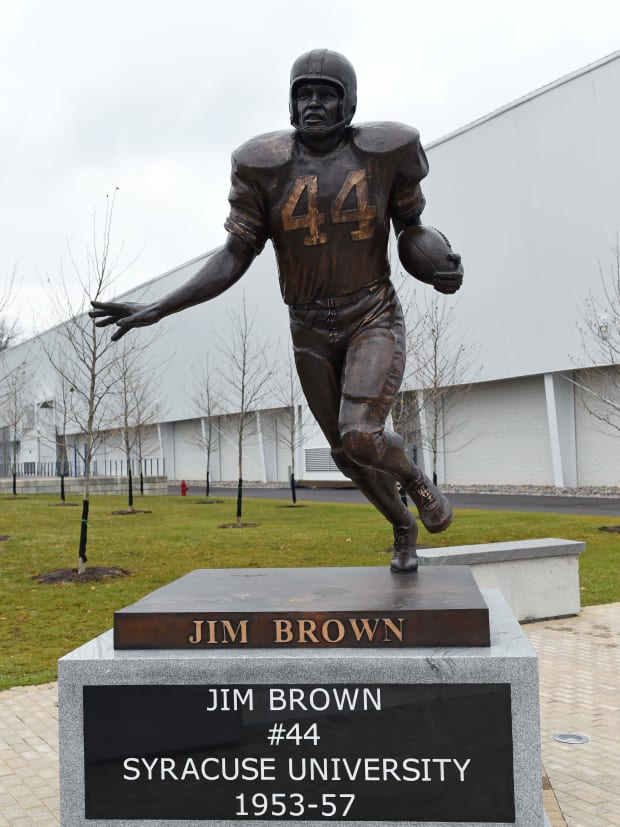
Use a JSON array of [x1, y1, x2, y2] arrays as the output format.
[[338, 288, 453, 537], [330, 447, 418, 572], [289, 308, 418, 571], [340, 414, 453, 535]]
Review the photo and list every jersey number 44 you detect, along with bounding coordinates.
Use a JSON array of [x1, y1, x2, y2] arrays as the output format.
[[281, 170, 377, 246]]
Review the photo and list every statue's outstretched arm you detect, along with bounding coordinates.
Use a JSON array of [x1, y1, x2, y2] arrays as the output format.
[[90, 233, 256, 341]]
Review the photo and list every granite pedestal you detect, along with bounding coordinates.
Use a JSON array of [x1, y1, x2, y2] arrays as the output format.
[[59, 588, 544, 826]]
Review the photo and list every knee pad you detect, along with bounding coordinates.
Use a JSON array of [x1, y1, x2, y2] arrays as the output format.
[[330, 447, 363, 480], [341, 428, 382, 468]]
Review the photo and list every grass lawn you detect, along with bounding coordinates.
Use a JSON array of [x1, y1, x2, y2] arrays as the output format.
[[1, 492, 618, 689]]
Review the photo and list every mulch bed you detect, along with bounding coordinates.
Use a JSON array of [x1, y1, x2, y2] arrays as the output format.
[[48, 502, 79, 507], [598, 525, 620, 532], [219, 523, 259, 528], [276, 504, 308, 508], [110, 509, 152, 515], [0, 535, 10, 541], [194, 499, 225, 505], [33, 567, 131, 584]]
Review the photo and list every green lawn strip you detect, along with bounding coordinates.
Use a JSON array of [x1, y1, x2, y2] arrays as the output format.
[[0, 493, 618, 689]]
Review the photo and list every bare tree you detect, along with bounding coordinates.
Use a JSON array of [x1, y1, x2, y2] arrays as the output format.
[[574, 240, 620, 434], [1, 360, 32, 495], [42, 191, 138, 572], [0, 268, 22, 433], [26, 374, 75, 503], [0, 266, 19, 354], [217, 296, 275, 525], [53, 376, 73, 502], [190, 356, 221, 501], [0, 270, 23, 491], [109, 334, 168, 511], [132, 383, 166, 496], [274, 348, 313, 504], [396, 290, 481, 484]]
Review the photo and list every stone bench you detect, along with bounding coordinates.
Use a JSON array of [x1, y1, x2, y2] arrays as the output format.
[[418, 538, 585, 622]]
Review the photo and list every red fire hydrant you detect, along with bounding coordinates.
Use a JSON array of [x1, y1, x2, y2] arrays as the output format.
[[180, 480, 188, 497]]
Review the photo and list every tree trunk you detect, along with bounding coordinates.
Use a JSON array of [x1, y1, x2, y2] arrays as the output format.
[[398, 483, 408, 506], [140, 467, 144, 495], [12, 471, 16, 497], [236, 478, 243, 524], [237, 420, 243, 524], [78, 498, 89, 574], [128, 466, 134, 511], [60, 474, 65, 502], [206, 469, 210, 500], [290, 471, 297, 505]]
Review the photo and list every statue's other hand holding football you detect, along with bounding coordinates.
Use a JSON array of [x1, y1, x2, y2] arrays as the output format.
[[432, 253, 463, 294], [398, 225, 463, 294]]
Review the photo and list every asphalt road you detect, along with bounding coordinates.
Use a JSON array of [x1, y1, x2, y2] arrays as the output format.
[[172, 484, 620, 517]]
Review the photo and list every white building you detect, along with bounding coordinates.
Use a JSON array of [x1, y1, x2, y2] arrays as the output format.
[[3, 51, 620, 489]]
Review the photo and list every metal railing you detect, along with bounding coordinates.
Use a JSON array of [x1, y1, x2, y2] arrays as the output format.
[[3, 457, 166, 479]]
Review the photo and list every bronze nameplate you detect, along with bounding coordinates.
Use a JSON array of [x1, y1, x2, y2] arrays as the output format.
[[114, 566, 490, 649]]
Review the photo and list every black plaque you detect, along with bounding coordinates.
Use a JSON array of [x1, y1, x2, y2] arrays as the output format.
[[113, 566, 490, 649], [84, 683, 514, 821]]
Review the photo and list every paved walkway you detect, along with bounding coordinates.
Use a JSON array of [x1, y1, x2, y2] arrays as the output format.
[[1, 604, 618, 826], [528, 603, 620, 827]]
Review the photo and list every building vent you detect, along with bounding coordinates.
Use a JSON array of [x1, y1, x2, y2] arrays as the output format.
[[304, 447, 339, 473]]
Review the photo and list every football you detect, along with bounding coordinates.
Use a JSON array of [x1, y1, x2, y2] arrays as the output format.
[[397, 225, 457, 284]]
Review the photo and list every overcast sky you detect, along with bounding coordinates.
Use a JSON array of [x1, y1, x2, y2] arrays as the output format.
[[2, 0, 620, 336]]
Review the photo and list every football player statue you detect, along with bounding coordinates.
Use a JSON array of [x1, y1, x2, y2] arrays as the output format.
[[91, 49, 463, 573]]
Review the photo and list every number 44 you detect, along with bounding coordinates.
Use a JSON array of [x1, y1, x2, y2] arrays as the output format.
[[281, 170, 376, 246], [285, 722, 320, 745]]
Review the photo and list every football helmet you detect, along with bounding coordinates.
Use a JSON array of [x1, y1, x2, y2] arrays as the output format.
[[290, 49, 357, 136]]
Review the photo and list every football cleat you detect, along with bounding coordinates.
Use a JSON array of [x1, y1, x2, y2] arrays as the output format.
[[390, 521, 419, 573], [406, 472, 453, 534]]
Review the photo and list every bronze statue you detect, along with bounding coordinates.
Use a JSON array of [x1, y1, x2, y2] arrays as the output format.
[[91, 49, 463, 573]]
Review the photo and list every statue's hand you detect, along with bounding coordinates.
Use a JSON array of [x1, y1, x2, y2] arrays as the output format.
[[89, 301, 161, 341], [432, 254, 463, 295]]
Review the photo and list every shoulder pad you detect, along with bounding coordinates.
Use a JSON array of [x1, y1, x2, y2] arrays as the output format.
[[232, 130, 294, 169], [351, 122, 421, 154]]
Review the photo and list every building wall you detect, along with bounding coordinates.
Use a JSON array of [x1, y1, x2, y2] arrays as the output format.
[[443, 376, 554, 486], [422, 51, 620, 384], [260, 408, 299, 482], [575, 368, 620, 486], [169, 419, 204, 480]]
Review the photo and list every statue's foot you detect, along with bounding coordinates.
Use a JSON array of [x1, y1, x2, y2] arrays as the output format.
[[390, 521, 418, 573], [406, 472, 453, 534]]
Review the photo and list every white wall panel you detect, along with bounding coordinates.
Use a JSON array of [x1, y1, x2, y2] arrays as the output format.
[[171, 419, 203, 480], [423, 53, 620, 383], [211, 414, 268, 482], [574, 369, 620, 485], [443, 377, 554, 485]]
